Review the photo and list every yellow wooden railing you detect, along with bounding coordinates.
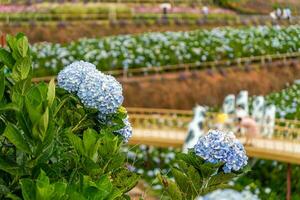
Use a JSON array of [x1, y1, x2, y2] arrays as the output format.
[[127, 107, 300, 164]]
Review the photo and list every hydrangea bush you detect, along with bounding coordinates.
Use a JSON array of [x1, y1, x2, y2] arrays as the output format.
[[266, 82, 300, 120], [0, 34, 138, 199], [31, 25, 300, 76], [0, 33, 250, 199], [57, 60, 131, 141], [159, 130, 249, 200], [194, 130, 248, 173]]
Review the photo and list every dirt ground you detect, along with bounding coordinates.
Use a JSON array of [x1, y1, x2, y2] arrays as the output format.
[[122, 61, 300, 109]]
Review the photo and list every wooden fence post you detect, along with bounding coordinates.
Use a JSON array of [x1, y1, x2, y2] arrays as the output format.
[[0, 33, 5, 47], [286, 163, 291, 200]]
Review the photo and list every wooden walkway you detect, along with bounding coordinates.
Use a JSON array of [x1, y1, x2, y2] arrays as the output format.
[[129, 128, 300, 164], [127, 107, 300, 165]]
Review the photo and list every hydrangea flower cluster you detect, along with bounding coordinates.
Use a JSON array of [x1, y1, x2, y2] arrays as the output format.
[[194, 130, 248, 173], [32, 25, 300, 75], [58, 61, 131, 141], [266, 82, 300, 119], [116, 117, 133, 142], [57, 61, 97, 93], [196, 189, 260, 200]]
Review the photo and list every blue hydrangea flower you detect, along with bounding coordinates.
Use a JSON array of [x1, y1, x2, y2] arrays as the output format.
[[57, 61, 97, 93], [197, 189, 260, 200], [116, 117, 133, 142], [58, 61, 124, 115], [194, 130, 248, 173], [77, 72, 123, 115], [58, 61, 130, 142]]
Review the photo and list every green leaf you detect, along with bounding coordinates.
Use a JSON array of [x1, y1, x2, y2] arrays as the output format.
[[25, 96, 43, 124], [111, 168, 140, 193], [12, 78, 31, 96], [20, 179, 36, 200], [0, 157, 27, 176], [199, 162, 221, 179], [208, 172, 237, 187], [36, 170, 53, 200], [6, 193, 22, 200], [171, 168, 191, 193], [83, 129, 99, 162], [0, 181, 9, 195], [0, 48, 15, 69], [12, 57, 31, 81], [32, 108, 49, 142], [67, 130, 85, 156], [176, 151, 205, 170], [158, 174, 182, 200], [4, 123, 31, 154], [47, 79, 55, 107], [6, 35, 17, 52], [16, 33, 26, 39], [53, 182, 67, 199], [0, 103, 20, 113], [0, 69, 4, 101], [17, 37, 29, 58]]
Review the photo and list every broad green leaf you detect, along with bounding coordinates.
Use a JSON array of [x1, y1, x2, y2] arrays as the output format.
[[199, 162, 221, 178], [6, 193, 22, 200], [0, 157, 27, 176], [111, 168, 140, 193], [20, 179, 36, 200], [6, 34, 17, 53], [32, 108, 49, 141], [208, 172, 236, 187], [0, 69, 4, 101], [176, 152, 205, 170], [0, 48, 15, 69], [94, 175, 113, 194], [83, 129, 99, 161], [4, 123, 31, 154], [186, 165, 202, 190], [0, 103, 19, 113], [12, 58, 31, 81], [82, 175, 116, 199], [0, 183, 9, 195], [25, 96, 43, 123], [158, 174, 182, 200], [171, 168, 191, 194], [33, 141, 54, 165], [12, 78, 31, 96], [53, 182, 67, 199], [83, 158, 103, 176], [36, 170, 54, 200], [47, 79, 55, 107], [17, 37, 29, 58], [16, 33, 26, 39], [67, 131, 85, 156]]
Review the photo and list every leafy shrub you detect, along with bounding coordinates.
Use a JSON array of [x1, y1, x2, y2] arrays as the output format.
[[0, 33, 250, 199], [266, 82, 300, 120], [0, 33, 139, 199], [158, 130, 249, 199]]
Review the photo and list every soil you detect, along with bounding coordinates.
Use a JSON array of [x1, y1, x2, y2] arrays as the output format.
[[121, 60, 300, 109]]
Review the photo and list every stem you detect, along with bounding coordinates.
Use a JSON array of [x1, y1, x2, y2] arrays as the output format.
[[71, 114, 88, 132]]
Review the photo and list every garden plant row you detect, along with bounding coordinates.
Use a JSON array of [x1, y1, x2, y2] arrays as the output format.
[[30, 25, 300, 76]]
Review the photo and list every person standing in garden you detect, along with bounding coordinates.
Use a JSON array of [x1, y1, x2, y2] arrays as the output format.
[[237, 116, 260, 146]]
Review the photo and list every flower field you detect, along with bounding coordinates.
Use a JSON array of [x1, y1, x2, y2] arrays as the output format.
[[2, 0, 300, 197], [31, 25, 300, 76], [266, 82, 300, 119]]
